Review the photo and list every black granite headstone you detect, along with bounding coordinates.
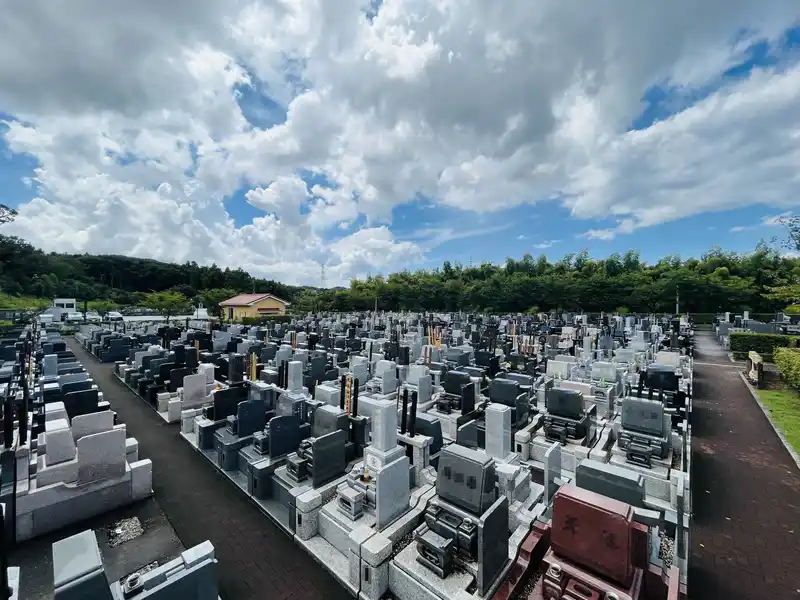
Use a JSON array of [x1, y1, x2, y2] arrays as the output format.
[[237, 398, 267, 438], [62, 389, 100, 420]]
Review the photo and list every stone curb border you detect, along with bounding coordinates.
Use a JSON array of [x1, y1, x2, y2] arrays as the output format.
[[738, 371, 800, 471]]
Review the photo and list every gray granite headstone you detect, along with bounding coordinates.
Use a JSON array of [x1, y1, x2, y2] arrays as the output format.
[[485, 404, 511, 459], [182, 373, 207, 404], [287, 360, 303, 391], [575, 459, 645, 507], [198, 363, 215, 383], [71, 411, 114, 441], [77, 428, 126, 484], [43, 354, 58, 377], [543, 441, 561, 504], [370, 400, 397, 452], [46, 421, 77, 465], [375, 456, 410, 529]]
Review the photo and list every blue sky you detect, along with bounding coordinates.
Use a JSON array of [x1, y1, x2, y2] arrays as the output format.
[[1, 22, 798, 275]]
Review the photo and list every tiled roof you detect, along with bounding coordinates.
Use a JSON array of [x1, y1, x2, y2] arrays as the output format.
[[219, 293, 289, 307]]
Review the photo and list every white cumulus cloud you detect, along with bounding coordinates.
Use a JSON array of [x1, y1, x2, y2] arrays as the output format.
[[1, 0, 799, 285]]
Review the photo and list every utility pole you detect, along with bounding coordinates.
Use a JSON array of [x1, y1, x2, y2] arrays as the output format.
[[675, 287, 679, 315], [320, 264, 326, 289]]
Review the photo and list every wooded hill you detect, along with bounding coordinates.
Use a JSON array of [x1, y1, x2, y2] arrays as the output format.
[[0, 233, 797, 317]]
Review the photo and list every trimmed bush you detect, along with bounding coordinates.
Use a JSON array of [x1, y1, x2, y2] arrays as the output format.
[[688, 313, 716, 324], [775, 347, 800, 390], [240, 315, 293, 326], [693, 312, 778, 325], [729, 332, 798, 361]]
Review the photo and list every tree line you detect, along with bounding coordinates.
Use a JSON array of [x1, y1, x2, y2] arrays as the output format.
[[0, 234, 303, 314], [291, 244, 799, 315], [1, 225, 799, 318]]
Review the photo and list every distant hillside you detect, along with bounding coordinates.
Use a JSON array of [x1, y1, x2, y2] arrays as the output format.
[[0, 234, 304, 306]]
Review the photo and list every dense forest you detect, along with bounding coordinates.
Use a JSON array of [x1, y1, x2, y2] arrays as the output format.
[[294, 244, 800, 315], [1, 226, 799, 317], [0, 233, 302, 313]]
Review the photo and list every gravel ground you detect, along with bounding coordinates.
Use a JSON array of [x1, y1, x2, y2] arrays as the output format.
[[659, 534, 675, 570], [107, 517, 144, 548]]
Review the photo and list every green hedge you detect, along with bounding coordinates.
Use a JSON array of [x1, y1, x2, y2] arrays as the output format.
[[730, 332, 798, 361], [775, 347, 800, 390], [690, 312, 777, 325], [240, 315, 293, 326], [0, 320, 12, 336], [690, 313, 717, 325]]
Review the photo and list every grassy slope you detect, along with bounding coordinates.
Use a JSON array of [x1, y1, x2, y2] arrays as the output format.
[[758, 389, 800, 454], [0, 293, 50, 310]]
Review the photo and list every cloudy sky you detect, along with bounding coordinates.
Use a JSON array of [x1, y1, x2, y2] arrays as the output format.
[[1, 1, 799, 286]]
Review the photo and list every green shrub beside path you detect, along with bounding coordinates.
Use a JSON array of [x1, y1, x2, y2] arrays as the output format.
[[729, 332, 798, 361]]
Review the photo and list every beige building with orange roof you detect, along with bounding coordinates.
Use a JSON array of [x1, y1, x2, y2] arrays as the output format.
[[219, 293, 290, 320]]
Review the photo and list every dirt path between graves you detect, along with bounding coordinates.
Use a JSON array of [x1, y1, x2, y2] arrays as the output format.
[[66, 338, 352, 600], [690, 332, 800, 600]]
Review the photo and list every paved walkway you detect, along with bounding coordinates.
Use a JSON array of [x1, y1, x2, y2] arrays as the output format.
[[66, 339, 351, 600], [690, 332, 800, 600]]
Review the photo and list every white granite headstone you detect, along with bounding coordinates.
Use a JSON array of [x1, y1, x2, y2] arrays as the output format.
[[182, 373, 208, 403], [370, 400, 397, 452], [71, 411, 114, 441], [77, 428, 127, 484], [380, 369, 398, 394], [351, 355, 368, 368], [294, 350, 309, 367], [275, 348, 292, 367], [591, 362, 618, 382], [352, 362, 369, 385], [198, 363, 215, 383], [287, 360, 303, 391], [485, 404, 511, 460]]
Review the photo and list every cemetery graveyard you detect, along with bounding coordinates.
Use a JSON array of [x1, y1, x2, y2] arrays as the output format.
[[57, 310, 694, 600], [1, 320, 223, 600], [13, 306, 800, 599]]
